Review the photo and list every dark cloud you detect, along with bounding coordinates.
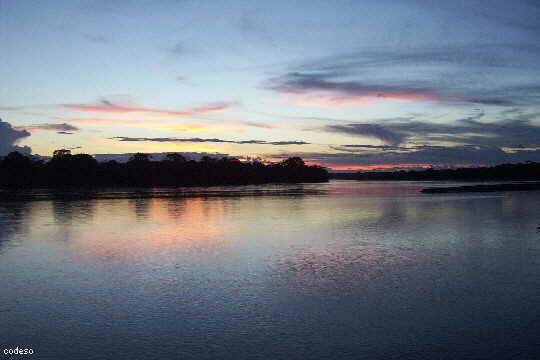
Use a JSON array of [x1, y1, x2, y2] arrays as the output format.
[[322, 113, 540, 148], [267, 71, 438, 101], [329, 144, 409, 152], [19, 123, 80, 132], [309, 109, 540, 167], [266, 43, 540, 107], [326, 124, 407, 145], [0, 119, 32, 155], [111, 137, 309, 146], [275, 146, 540, 169], [267, 71, 540, 107], [298, 44, 540, 73]]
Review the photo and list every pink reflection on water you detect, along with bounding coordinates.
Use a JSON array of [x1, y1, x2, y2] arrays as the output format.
[[69, 197, 234, 263]]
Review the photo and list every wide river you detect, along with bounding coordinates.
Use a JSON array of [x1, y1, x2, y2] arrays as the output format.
[[1, 180, 539, 359]]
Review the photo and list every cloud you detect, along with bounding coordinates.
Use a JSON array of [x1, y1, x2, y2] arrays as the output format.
[[267, 72, 440, 108], [297, 109, 540, 168], [16, 123, 80, 132], [272, 145, 540, 170], [0, 119, 32, 155], [62, 98, 235, 117], [166, 42, 203, 59], [169, 42, 191, 56], [298, 44, 540, 74], [239, 121, 275, 129], [82, 33, 111, 44], [325, 123, 407, 145], [268, 141, 309, 145], [111, 136, 309, 146], [69, 118, 142, 126], [322, 112, 540, 148], [329, 144, 409, 152], [266, 43, 540, 107]]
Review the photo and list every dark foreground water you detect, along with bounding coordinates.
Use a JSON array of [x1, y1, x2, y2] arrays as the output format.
[[1, 181, 539, 359]]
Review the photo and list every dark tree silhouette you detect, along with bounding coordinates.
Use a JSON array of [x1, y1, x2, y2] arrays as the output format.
[[52, 148, 72, 159], [128, 153, 151, 163], [0, 151, 34, 186], [281, 157, 305, 168], [0, 151, 329, 188], [166, 153, 187, 163]]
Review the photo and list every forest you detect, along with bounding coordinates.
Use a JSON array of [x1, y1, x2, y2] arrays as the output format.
[[0, 150, 329, 188]]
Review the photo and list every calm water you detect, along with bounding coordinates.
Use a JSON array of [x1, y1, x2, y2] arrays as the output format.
[[1, 181, 539, 359]]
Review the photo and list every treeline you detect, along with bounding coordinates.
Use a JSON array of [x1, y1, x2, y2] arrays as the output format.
[[332, 162, 540, 181], [0, 150, 328, 188]]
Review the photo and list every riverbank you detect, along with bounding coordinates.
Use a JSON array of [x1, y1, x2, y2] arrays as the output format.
[[421, 182, 540, 193]]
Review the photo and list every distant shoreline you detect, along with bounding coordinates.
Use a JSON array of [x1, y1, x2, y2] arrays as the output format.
[[421, 182, 540, 193], [330, 162, 540, 182]]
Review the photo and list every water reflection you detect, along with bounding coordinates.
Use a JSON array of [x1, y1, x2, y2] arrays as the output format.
[[0, 202, 30, 251], [1, 181, 539, 359]]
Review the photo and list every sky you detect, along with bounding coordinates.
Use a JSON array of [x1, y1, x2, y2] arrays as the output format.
[[1, 0, 540, 170]]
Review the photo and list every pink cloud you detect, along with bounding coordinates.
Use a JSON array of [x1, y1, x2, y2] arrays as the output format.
[[62, 99, 234, 117], [279, 91, 439, 109]]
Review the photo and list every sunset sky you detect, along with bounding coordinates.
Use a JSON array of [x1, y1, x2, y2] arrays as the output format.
[[1, 0, 540, 170]]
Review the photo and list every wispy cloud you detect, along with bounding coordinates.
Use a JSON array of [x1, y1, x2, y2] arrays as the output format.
[[82, 33, 112, 44], [272, 145, 540, 170], [298, 44, 540, 73], [266, 43, 540, 108], [267, 72, 440, 108], [62, 98, 235, 117], [69, 118, 141, 126], [165, 41, 203, 59], [16, 123, 80, 132], [69, 118, 215, 132], [112, 136, 309, 146], [326, 123, 407, 145], [239, 121, 276, 129], [322, 112, 540, 148]]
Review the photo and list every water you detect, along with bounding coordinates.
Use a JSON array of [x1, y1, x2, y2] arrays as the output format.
[[1, 180, 539, 359]]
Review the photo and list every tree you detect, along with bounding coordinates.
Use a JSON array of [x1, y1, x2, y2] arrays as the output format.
[[281, 157, 305, 168], [53, 149, 71, 159], [166, 153, 187, 163], [128, 153, 151, 163], [0, 152, 33, 187], [200, 156, 216, 163]]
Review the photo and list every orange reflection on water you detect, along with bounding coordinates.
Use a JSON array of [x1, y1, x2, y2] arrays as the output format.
[[68, 197, 234, 263]]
